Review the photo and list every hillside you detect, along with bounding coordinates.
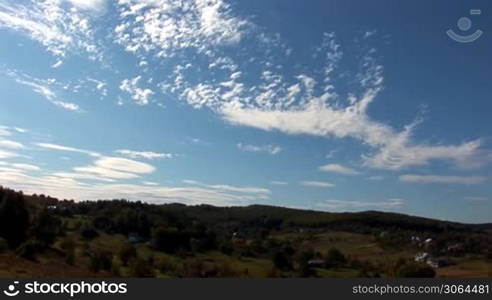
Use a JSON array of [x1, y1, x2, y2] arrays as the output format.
[[1, 186, 491, 278]]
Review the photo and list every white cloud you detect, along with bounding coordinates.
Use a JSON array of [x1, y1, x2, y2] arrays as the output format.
[[367, 175, 384, 181], [13, 127, 27, 133], [237, 143, 282, 155], [0, 149, 18, 159], [52, 171, 116, 183], [70, 156, 155, 180], [94, 157, 155, 174], [0, 126, 11, 136], [0, 168, 268, 206], [4, 70, 80, 111], [300, 181, 335, 188], [120, 76, 154, 105], [183, 179, 270, 195], [155, 30, 484, 172], [314, 198, 404, 210], [319, 163, 360, 175], [0, 139, 24, 149], [13, 163, 39, 171], [73, 166, 140, 180], [87, 78, 108, 97], [114, 0, 251, 57], [115, 149, 174, 160], [35, 142, 100, 157], [399, 174, 487, 185], [51, 60, 63, 68], [68, 0, 106, 12], [0, 0, 103, 60], [270, 181, 288, 185], [220, 89, 392, 147], [0, 162, 40, 171], [464, 196, 488, 201], [362, 120, 484, 170]]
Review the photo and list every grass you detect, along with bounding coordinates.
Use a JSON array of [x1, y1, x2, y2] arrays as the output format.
[[1, 228, 489, 278], [437, 260, 492, 278]]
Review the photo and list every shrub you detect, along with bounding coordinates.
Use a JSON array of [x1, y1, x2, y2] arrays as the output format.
[[0, 237, 8, 253], [30, 209, 63, 246], [0, 190, 29, 247], [89, 250, 113, 273], [324, 248, 347, 268], [128, 257, 154, 277], [272, 250, 292, 271], [16, 239, 45, 261], [118, 243, 137, 266], [80, 225, 99, 240]]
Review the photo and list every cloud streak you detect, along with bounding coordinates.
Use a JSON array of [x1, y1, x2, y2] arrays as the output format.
[[314, 198, 405, 211], [0, 0, 103, 61], [237, 143, 282, 155], [319, 163, 360, 175], [399, 174, 487, 185], [35, 143, 100, 157], [300, 181, 335, 188], [115, 149, 174, 160]]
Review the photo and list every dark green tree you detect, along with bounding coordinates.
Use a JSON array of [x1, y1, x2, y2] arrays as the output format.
[[0, 189, 29, 247]]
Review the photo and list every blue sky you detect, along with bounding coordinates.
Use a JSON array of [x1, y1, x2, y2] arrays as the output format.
[[0, 0, 491, 223]]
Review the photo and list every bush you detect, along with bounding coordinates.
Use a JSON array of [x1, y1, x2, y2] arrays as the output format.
[[0, 190, 29, 247], [60, 237, 76, 265], [151, 226, 188, 254], [272, 250, 292, 271], [16, 239, 45, 261], [80, 225, 99, 240], [118, 243, 137, 266], [324, 248, 347, 268], [156, 256, 178, 275], [30, 209, 63, 246], [0, 237, 8, 253], [128, 257, 154, 277], [89, 250, 113, 273]]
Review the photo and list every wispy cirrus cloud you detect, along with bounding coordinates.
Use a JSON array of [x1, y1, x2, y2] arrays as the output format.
[[0, 126, 11, 136], [314, 198, 405, 211], [319, 163, 360, 175], [464, 196, 488, 202], [300, 181, 335, 188], [182, 179, 270, 195], [35, 142, 100, 157], [73, 156, 155, 180], [3, 70, 80, 111], [399, 174, 487, 185], [0, 149, 18, 159], [148, 26, 486, 171], [0, 0, 103, 61], [237, 143, 282, 155], [0, 161, 39, 171], [68, 0, 106, 12], [0, 139, 24, 149], [115, 149, 174, 160], [0, 0, 488, 173], [0, 169, 268, 206], [270, 181, 288, 186]]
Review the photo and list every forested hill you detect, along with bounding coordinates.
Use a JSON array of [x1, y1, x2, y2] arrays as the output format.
[[1, 186, 491, 278], [9, 187, 490, 234]]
